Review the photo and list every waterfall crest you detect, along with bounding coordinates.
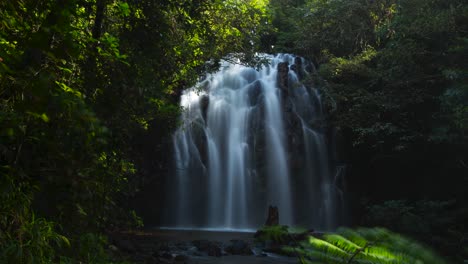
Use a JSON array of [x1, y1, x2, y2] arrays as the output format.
[[164, 54, 343, 230]]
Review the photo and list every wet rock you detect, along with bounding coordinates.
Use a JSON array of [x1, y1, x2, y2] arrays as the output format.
[[161, 252, 173, 259], [115, 239, 136, 253], [175, 242, 190, 251], [263, 240, 283, 254], [190, 122, 208, 165], [143, 256, 158, 264], [158, 257, 173, 264], [192, 240, 222, 257], [285, 112, 304, 156], [109, 244, 119, 252], [247, 80, 263, 106], [277, 62, 289, 93], [225, 239, 253, 255], [289, 155, 304, 170], [242, 68, 258, 83], [159, 243, 170, 252], [192, 251, 206, 257], [200, 95, 209, 121], [294, 57, 304, 80], [174, 254, 189, 262], [283, 98, 294, 113], [290, 64, 297, 74], [192, 239, 210, 251], [207, 245, 222, 257], [306, 59, 317, 74]]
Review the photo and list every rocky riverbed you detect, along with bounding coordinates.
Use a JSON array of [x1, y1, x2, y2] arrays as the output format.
[[108, 229, 299, 264]]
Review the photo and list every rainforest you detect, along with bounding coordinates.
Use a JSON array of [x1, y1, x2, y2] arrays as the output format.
[[1, 0, 467, 263]]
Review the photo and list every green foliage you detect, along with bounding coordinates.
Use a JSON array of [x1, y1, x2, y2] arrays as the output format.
[[364, 200, 468, 261], [268, 0, 468, 260], [256, 225, 291, 243], [72, 233, 109, 263], [0, 171, 69, 263], [286, 227, 448, 264], [268, 0, 468, 150], [0, 214, 69, 264], [1, 0, 270, 262]]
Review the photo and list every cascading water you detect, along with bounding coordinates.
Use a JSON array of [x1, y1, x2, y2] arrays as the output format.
[[164, 54, 343, 230]]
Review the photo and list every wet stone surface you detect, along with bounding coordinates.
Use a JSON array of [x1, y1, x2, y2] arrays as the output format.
[[108, 229, 298, 264]]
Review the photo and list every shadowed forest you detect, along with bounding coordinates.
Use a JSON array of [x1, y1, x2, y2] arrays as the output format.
[[1, 0, 467, 263]]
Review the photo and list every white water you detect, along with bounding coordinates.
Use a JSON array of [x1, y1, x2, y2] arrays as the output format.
[[164, 54, 342, 230]]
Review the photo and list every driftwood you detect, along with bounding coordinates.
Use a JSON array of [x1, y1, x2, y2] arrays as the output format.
[[264, 205, 279, 226]]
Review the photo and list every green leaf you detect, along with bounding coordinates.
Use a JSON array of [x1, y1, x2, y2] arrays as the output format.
[[26, 112, 49, 122], [76, 204, 88, 216], [55, 81, 83, 98], [118, 2, 130, 17]]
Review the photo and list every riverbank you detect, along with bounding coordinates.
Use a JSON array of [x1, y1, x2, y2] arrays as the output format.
[[108, 228, 298, 264]]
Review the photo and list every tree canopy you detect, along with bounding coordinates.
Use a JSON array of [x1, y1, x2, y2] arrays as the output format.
[[0, 0, 270, 262]]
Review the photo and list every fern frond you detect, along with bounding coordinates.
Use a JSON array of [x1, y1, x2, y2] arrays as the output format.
[[359, 246, 403, 263], [324, 234, 362, 253], [289, 227, 449, 264], [307, 236, 351, 260], [338, 227, 368, 247], [356, 228, 447, 264]]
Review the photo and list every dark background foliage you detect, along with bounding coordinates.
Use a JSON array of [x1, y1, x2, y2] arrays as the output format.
[[265, 0, 467, 261]]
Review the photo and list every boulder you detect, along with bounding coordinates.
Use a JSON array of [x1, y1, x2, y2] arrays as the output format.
[[192, 239, 211, 251], [192, 240, 222, 257], [225, 240, 253, 255], [207, 245, 222, 257], [115, 239, 136, 253]]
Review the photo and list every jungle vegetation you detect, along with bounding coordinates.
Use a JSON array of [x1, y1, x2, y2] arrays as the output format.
[[265, 0, 467, 261], [0, 0, 269, 262], [1, 0, 467, 263]]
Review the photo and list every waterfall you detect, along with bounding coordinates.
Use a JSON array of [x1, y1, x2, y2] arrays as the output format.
[[164, 54, 343, 230]]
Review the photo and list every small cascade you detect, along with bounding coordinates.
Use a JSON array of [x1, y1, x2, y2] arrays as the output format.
[[163, 54, 343, 230]]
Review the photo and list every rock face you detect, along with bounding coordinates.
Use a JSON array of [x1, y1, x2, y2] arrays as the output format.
[[277, 62, 289, 93], [168, 54, 343, 230], [200, 94, 209, 121], [293, 56, 304, 80], [247, 80, 263, 106]]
